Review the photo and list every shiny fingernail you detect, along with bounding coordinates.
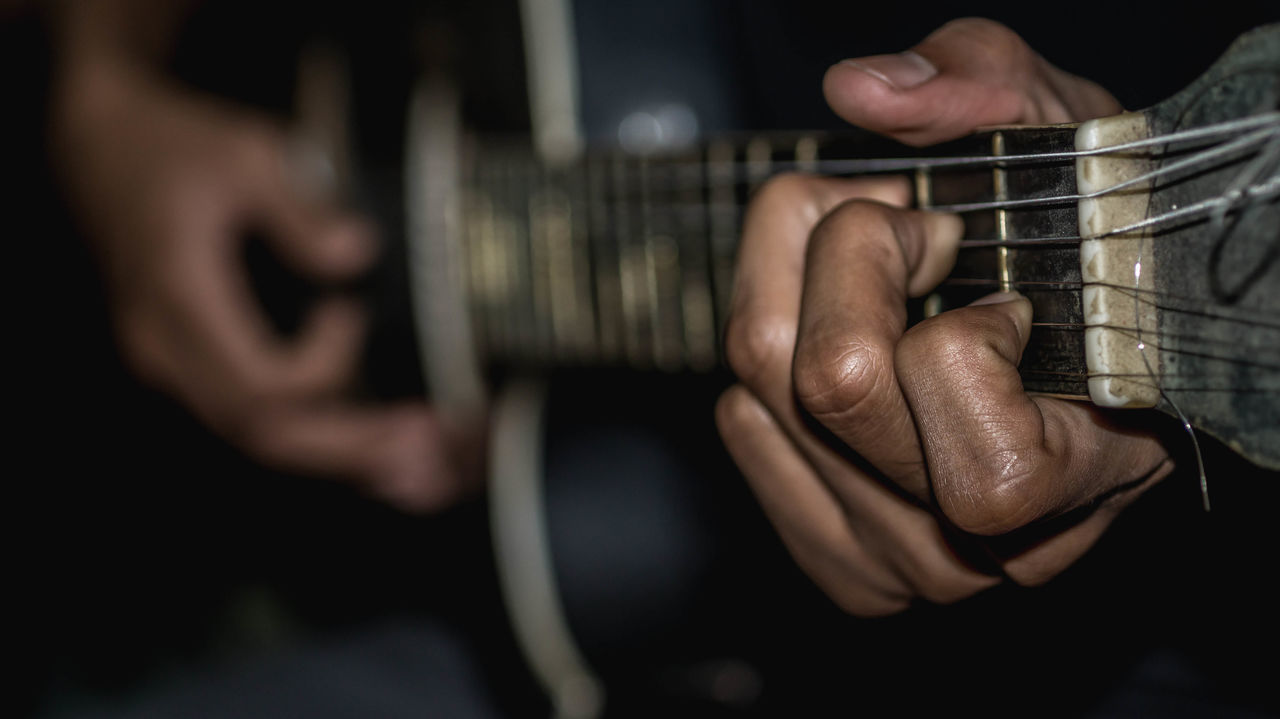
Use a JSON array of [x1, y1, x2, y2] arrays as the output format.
[[841, 51, 938, 90], [969, 291, 1023, 306]]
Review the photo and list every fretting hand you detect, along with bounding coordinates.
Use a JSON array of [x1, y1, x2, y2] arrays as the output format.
[[717, 19, 1176, 615]]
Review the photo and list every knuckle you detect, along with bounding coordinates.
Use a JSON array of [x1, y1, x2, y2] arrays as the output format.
[[724, 312, 794, 388], [900, 312, 973, 361], [897, 309, 1019, 383], [942, 17, 1018, 38], [935, 454, 1043, 536], [808, 201, 905, 279], [937, 17, 1028, 59], [793, 337, 888, 420], [748, 172, 846, 231], [814, 198, 895, 242]]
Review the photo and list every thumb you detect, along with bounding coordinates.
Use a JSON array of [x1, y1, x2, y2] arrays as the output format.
[[823, 18, 1121, 146]]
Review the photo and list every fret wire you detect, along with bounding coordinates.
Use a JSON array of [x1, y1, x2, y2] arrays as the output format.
[[679, 147, 718, 369], [960, 236, 1081, 248], [463, 160, 489, 359], [640, 156, 684, 370], [517, 158, 539, 359], [708, 139, 737, 345], [589, 154, 623, 361], [546, 113, 1279, 199], [579, 122, 1279, 232], [495, 154, 514, 357], [992, 131, 1012, 292], [638, 155, 658, 366], [796, 136, 819, 173], [934, 123, 1279, 214], [543, 168, 579, 358], [568, 158, 598, 359], [587, 157, 1276, 244], [462, 114, 1279, 390], [613, 153, 646, 366], [914, 166, 932, 210], [530, 165, 553, 359], [496, 156, 516, 356]]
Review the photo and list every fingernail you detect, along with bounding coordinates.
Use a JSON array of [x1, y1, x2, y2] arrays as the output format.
[[969, 291, 1023, 306], [842, 51, 937, 90]]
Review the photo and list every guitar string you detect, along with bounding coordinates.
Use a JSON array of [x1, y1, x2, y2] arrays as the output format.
[[924, 124, 1278, 214], [469, 117, 1278, 407], [1129, 200, 1211, 511], [480, 111, 1280, 201], [483, 114, 1279, 250], [528, 111, 1280, 185], [1034, 329, 1280, 369], [941, 279, 1280, 326], [951, 164, 1279, 247], [1028, 322, 1280, 353], [1019, 367, 1278, 381], [624, 136, 1280, 223]]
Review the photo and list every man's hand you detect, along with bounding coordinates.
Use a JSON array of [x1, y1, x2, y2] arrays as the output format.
[[53, 56, 472, 513], [717, 19, 1175, 615]]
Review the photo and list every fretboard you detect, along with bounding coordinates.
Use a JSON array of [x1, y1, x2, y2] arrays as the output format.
[[460, 128, 1090, 396]]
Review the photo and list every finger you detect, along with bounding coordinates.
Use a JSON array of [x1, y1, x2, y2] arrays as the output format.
[[279, 296, 367, 397], [155, 205, 363, 426], [823, 18, 1122, 146], [791, 204, 962, 498], [725, 174, 909, 404], [244, 401, 466, 514], [716, 384, 910, 616], [896, 291, 1171, 536], [719, 382, 999, 611], [235, 123, 378, 281]]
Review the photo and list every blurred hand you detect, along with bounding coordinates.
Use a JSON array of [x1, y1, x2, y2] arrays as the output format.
[[717, 19, 1174, 615], [53, 59, 472, 513]]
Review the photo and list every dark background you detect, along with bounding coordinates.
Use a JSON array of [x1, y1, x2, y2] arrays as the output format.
[[6, 1, 1279, 717]]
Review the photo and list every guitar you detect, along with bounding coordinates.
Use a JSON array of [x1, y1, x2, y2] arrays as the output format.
[[403, 20, 1279, 717]]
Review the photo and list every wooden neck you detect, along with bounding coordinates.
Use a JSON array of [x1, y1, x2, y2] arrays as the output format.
[[425, 26, 1280, 474], [459, 127, 1091, 394]]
